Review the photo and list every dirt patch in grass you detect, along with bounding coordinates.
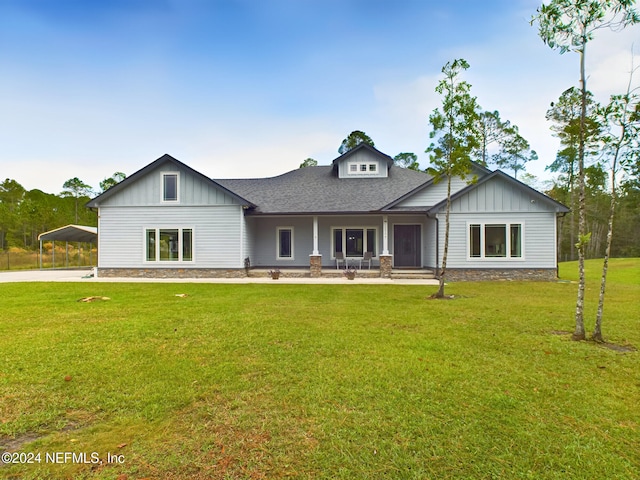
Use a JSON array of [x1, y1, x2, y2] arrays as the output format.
[[0, 432, 42, 452], [0, 421, 83, 453], [549, 330, 636, 352], [427, 294, 468, 300], [598, 342, 636, 353], [551, 330, 573, 335]]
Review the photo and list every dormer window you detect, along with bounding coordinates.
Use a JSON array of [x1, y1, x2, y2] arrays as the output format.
[[348, 162, 378, 175], [162, 173, 179, 202]]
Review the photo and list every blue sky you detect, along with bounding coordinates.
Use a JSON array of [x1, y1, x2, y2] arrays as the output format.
[[1, 0, 638, 194]]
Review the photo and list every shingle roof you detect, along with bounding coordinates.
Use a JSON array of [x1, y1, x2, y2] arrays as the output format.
[[215, 165, 432, 215]]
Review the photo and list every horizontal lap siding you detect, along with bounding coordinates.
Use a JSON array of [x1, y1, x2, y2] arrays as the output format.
[[98, 205, 243, 268], [248, 217, 313, 267], [247, 214, 433, 268], [441, 212, 557, 269]]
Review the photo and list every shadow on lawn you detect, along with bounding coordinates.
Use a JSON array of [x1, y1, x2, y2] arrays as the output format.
[[550, 330, 636, 352]]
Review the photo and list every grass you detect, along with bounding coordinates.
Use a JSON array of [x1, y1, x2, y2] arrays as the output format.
[[0, 259, 638, 479]]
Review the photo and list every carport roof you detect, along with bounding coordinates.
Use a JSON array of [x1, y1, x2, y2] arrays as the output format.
[[38, 225, 97, 243]]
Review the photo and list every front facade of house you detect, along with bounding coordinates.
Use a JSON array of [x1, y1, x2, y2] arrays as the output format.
[[86, 145, 569, 280]]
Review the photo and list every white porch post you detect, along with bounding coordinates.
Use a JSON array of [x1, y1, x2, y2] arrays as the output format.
[[312, 216, 319, 255], [382, 215, 389, 255]]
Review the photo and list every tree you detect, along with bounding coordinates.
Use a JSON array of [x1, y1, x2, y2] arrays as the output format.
[[532, 0, 639, 341], [393, 152, 420, 170], [61, 177, 93, 223], [492, 126, 538, 179], [299, 158, 318, 168], [0, 179, 26, 250], [426, 59, 480, 298], [593, 65, 640, 342], [99, 172, 126, 192], [545, 87, 601, 261], [475, 110, 510, 166], [338, 130, 375, 154]]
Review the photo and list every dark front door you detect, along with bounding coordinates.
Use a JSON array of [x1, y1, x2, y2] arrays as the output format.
[[394, 225, 421, 267]]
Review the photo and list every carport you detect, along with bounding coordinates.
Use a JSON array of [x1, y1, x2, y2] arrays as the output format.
[[37, 224, 97, 269]]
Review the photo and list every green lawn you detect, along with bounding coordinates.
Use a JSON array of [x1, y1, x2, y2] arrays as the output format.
[[1, 259, 638, 479]]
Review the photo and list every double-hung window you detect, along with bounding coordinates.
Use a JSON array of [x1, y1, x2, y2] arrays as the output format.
[[469, 223, 523, 259], [333, 228, 377, 257], [146, 228, 193, 262]]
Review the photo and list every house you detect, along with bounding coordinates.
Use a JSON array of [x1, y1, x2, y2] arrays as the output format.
[[86, 144, 569, 280]]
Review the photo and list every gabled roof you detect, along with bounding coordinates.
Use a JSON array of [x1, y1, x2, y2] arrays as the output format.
[[381, 161, 492, 210], [331, 143, 395, 170], [425, 169, 570, 214], [216, 165, 432, 215], [86, 154, 255, 209]]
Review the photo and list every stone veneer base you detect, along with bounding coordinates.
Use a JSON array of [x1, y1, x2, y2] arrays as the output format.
[[443, 268, 558, 282], [98, 268, 248, 279]]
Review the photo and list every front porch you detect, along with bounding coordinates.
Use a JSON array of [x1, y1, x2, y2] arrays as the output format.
[[247, 267, 436, 280]]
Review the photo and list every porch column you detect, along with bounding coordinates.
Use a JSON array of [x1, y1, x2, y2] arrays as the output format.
[[382, 215, 389, 255], [380, 215, 392, 278], [312, 216, 319, 255], [309, 216, 322, 278]]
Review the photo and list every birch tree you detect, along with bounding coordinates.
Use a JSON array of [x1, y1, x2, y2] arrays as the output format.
[[593, 65, 640, 342], [426, 59, 480, 298], [532, 0, 639, 341]]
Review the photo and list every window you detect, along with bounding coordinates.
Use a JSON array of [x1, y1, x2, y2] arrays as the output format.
[[277, 227, 293, 260], [162, 173, 178, 202], [468, 223, 523, 259], [333, 228, 377, 257], [145, 227, 193, 262], [347, 162, 379, 175]]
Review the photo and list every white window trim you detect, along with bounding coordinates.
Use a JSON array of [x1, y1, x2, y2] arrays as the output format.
[[143, 226, 194, 263], [347, 162, 378, 175], [276, 227, 294, 261], [466, 221, 525, 261], [331, 226, 378, 259], [161, 171, 180, 203]]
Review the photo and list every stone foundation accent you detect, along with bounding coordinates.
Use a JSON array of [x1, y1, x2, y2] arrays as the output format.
[[379, 255, 393, 278], [247, 269, 311, 278], [443, 268, 558, 282], [309, 255, 322, 278], [97, 268, 248, 279]]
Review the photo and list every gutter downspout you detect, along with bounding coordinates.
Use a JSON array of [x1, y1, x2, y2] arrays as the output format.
[[556, 211, 567, 279], [434, 215, 439, 278]]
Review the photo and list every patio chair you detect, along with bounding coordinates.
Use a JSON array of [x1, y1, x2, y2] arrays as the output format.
[[361, 251, 373, 269], [335, 252, 346, 269]]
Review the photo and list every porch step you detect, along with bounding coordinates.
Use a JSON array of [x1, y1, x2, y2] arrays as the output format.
[[390, 269, 435, 280]]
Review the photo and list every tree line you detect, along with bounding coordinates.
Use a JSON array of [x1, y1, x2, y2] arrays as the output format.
[[0, 173, 125, 250]]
